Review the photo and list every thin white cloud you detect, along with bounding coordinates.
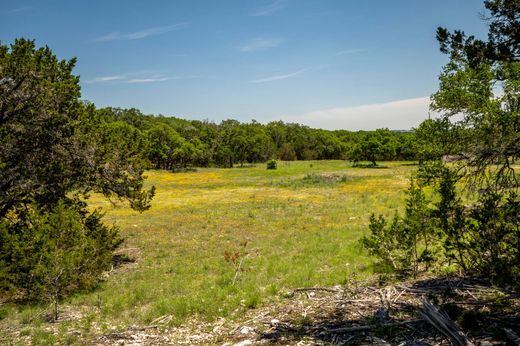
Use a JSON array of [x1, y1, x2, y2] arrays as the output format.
[[127, 77, 170, 83], [252, 0, 286, 16], [83, 75, 126, 84], [282, 97, 433, 130], [96, 23, 185, 42], [334, 48, 367, 56], [96, 75, 125, 82], [84, 72, 199, 84], [240, 38, 284, 52], [251, 69, 306, 83], [6, 6, 34, 14]]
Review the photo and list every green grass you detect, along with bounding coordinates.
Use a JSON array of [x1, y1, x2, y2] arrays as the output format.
[[0, 160, 417, 343]]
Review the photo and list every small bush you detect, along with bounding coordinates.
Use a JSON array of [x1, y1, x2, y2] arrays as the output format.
[[273, 173, 351, 188], [266, 159, 277, 170], [361, 179, 435, 276], [303, 173, 348, 184], [0, 201, 122, 318]]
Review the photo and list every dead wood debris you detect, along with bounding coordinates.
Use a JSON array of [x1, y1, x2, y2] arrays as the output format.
[[504, 328, 520, 346], [419, 298, 474, 346], [239, 277, 519, 345], [92, 277, 518, 345], [4, 276, 518, 345], [85, 278, 520, 346]]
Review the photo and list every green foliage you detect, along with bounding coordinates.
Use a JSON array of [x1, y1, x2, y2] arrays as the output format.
[[351, 129, 397, 166], [95, 107, 420, 168], [362, 0, 520, 287], [0, 39, 154, 217], [0, 201, 121, 318], [432, 166, 520, 284], [433, 0, 519, 189], [361, 179, 433, 275], [0, 39, 153, 304], [146, 123, 179, 169], [0, 38, 81, 216], [363, 163, 520, 285], [412, 118, 465, 162], [361, 214, 405, 273], [430, 167, 468, 271], [465, 191, 520, 284], [266, 159, 277, 170]]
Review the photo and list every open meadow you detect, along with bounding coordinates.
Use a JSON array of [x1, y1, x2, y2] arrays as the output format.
[[1, 160, 417, 344], [3, 2, 519, 344]]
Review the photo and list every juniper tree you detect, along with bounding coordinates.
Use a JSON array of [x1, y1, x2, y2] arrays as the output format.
[[0, 39, 154, 304]]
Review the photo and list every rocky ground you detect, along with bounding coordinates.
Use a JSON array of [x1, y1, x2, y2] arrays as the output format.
[[87, 276, 520, 346]]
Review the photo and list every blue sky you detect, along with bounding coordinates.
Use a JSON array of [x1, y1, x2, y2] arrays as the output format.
[[1, 1, 488, 130]]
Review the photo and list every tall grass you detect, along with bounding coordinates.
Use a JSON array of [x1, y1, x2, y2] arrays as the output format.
[[1, 160, 416, 343]]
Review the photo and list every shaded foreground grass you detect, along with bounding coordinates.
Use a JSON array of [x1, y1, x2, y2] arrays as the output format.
[[1, 161, 416, 344]]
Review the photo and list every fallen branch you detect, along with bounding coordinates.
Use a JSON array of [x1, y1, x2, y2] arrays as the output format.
[[150, 314, 173, 325], [130, 325, 160, 331], [504, 328, 520, 346], [325, 319, 422, 334], [419, 298, 475, 346], [292, 287, 341, 294]]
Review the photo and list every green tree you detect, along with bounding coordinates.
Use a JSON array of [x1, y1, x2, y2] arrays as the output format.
[[146, 123, 185, 169], [244, 121, 275, 163], [351, 135, 380, 166], [0, 40, 154, 216], [350, 130, 395, 166], [433, 0, 520, 189], [314, 130, 345, 159], [412, 118, 463, 162], [0, 39, 154, 304], [362, 0, 520, 285], [0, 202, 122, 317], [172, 140, 203, 169]]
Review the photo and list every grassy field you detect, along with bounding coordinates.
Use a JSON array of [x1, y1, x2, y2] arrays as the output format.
[[1, 160, 417, 344]]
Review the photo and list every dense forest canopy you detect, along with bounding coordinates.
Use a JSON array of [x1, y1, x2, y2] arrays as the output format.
[[95, 106, 452, 169]]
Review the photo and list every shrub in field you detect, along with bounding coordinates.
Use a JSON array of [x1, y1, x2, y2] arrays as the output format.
[[362, 179, 434, 276], [436, 185, 520, 284], [361, 214, 407, 273], [273, 173, 349, 188], [301, 173, 348, 185], [432, 167, 520, 284], [266, 159, 278, 170], [465, 191, 520, 284], [0, 201, 121, 319]]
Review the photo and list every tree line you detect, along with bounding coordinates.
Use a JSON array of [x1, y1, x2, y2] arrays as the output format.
[[95, 107, 458, 169]]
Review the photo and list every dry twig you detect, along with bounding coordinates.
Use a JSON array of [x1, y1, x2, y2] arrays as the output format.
[[419, 298, 475, 346]]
